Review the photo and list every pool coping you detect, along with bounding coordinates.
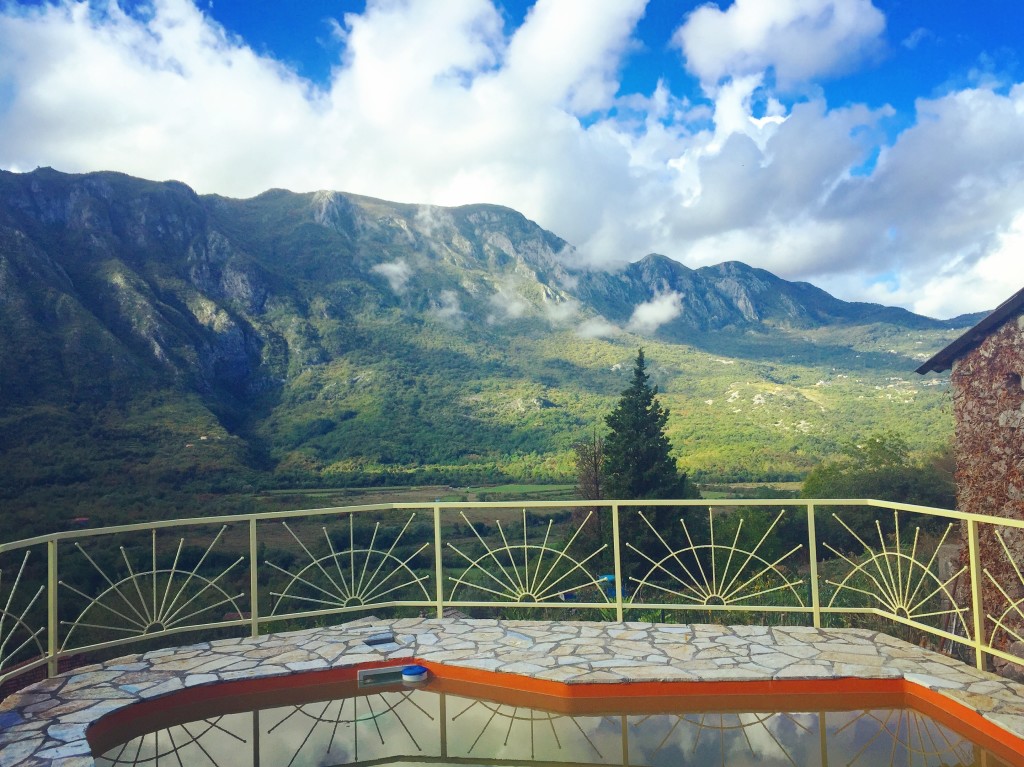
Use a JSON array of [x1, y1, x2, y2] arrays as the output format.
[[4, 618, 1024, 766]]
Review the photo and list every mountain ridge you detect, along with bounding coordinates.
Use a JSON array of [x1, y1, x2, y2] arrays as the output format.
[[4, 167, 974, 335], [0, 168, 973, 534]]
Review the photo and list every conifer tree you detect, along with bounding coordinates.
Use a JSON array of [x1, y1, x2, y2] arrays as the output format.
[[603, 348, 691, 500], [601, 349, 701, 580]]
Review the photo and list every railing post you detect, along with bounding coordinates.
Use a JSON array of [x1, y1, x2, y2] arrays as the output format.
[[47, 538, 58, 677], [252, 709, 261, 767], [806, 503, 821, 628], [611, 504, 624, 622], [967, 518, 986, 670], [433, 504, 445, 619], [818, 711, 828, 767], [620, 715, 629, 766], [249, 518, 259, 638], [439, 692, 448, 760]]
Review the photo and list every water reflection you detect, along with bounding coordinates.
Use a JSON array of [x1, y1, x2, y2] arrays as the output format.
[[94, 682, 1014, 767]]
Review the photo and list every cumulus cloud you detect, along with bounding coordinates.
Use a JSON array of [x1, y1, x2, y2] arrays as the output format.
[[627, 292, 683, 334], [674, 0, 886, 87], [1, 0, 1023, 318], [371, 260, 413, 293], [0, 0, 322, 192], [846, 212, 1024, 318]]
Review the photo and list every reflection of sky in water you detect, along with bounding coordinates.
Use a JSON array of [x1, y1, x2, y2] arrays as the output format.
[[96, 688, 1004, 767], [259, 692, 442, 766], [626, 711, 823, 767]]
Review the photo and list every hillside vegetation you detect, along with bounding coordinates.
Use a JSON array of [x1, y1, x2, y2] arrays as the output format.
[[0, 169, 969, 537]]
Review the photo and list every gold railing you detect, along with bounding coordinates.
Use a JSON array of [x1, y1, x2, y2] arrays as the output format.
[[2, 498, 1024, 691]]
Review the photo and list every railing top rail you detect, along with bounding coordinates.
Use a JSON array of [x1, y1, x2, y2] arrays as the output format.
[[3, 497, 1023, 553], [0, 503, 405, 552]]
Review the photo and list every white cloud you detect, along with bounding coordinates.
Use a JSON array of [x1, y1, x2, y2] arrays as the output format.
[[901, 27, 934, 51], [0, 0, 322, 192], [627, 292, 683, 334], [500, 0, 646, 114], [413, 205, 456, 241], [487, 283, 530, 323], [543, 297, 579, 324], [0, 0, 1023, 319], [487, 286, 578, 325], [371, 260, 413, 293], [843, 212, 1024, 318], [674, 0, 886, 87], [429, 290, 465, 327], [576, 316, 620, 338]]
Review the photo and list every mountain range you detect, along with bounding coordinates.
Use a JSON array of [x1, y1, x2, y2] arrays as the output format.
[[0, 168, 974, 533]]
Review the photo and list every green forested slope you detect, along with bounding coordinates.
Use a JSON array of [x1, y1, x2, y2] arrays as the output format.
[[0, 168, 966, 535]]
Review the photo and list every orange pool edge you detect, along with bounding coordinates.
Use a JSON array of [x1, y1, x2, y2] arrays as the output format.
[[86, 659, 1024, 766]]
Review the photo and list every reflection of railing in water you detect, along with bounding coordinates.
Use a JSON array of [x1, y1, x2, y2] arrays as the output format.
[[3, 498, 1024, 692], [93, 686, 1004, 767]]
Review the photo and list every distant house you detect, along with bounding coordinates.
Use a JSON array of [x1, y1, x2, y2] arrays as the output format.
[[917, 286, 1024, 523]]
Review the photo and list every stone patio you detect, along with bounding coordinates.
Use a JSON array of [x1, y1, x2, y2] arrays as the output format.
[[4, 618, 1024, 766]]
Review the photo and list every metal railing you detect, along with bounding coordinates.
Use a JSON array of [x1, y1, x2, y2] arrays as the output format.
[[2, 498, 1024, 691]]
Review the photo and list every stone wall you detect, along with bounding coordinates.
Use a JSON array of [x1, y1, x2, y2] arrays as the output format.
[[951, 314, 1024, 655]]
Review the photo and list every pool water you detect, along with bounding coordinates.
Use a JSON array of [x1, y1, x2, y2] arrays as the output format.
[[91, 675, 1018, 767]]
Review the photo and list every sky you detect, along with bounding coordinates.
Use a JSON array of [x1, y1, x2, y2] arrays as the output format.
[[1, 1, 1023, 319]]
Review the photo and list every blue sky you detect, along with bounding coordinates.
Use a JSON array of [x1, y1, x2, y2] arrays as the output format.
[[203, 0, 1022, 115], [2, 0, 1024, 319]]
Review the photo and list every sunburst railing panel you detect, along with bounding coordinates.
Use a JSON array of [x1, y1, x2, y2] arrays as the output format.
[[59, 523, 250, 655], [626, 506, 809, 615], [441, 505, 612, 613], [819, 507, 974, 648], [0, 544, 48, 687], [982, 526, 1024, 673], [263, 509, 434, 623]]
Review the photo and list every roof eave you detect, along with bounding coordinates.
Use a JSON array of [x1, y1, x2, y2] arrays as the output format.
[[915, 285, 1024, 375]]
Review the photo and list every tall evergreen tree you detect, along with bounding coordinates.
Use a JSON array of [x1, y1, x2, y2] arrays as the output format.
[[602, 349, 700, 581], [603, 348, 691, 499]]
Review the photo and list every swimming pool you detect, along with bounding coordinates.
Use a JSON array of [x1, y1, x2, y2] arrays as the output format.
[[12, 618, 1024, 766], [91, 668, 1021, 767]]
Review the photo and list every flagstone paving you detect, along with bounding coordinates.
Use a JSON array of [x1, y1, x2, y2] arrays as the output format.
[[3, 618, 1024, 766]]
